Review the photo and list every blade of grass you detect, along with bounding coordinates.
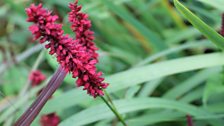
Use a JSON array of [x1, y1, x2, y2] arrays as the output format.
[[59, 98, 223, 126], [3, 53, 224, 121], [174, 0, 224, 50], [161, 0, 186, 29], [101, 0, 168, 52], [163, 67, 221, 99], [136, 40, 213, 66], [197, 0, 224, 11], [40, 53, 224, 114]]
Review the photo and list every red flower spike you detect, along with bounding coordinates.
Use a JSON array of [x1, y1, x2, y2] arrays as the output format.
[[29, 70, 46, 86], [25, 0, 108, 98], [40, 113, 60, 126]]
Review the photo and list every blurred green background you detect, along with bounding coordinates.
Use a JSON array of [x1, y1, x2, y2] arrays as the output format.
[[1, 0, 224, 126]]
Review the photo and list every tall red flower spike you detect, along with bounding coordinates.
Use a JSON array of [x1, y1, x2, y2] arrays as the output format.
[[29, 70, 46, 86], [25, 0, 108, 97], [40, 113, 60, 126]]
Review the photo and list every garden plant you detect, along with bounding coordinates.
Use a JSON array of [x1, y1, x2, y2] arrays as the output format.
[[0, 0, 224, 126]]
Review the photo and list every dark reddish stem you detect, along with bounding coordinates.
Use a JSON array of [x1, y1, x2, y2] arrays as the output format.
[[221, 13, 224, 36], [14, 66, 67, 126], [186, 114, 194, 126]]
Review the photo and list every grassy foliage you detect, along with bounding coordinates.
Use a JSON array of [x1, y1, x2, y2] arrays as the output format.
[[0, 0, 224, 126]]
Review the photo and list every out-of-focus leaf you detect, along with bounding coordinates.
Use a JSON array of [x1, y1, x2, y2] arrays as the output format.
[[2, 66, 28, 95], [101, 0, 168, 52], [59, 98, 221, 126], [203, 74, 224, 106], [42, 53, 224, 114], [122, 111, 183, 126], [163, 67, 221, 99], [107, 53, 224, 92], [0, 5, 9, 17], [198, 0, 224, 11]]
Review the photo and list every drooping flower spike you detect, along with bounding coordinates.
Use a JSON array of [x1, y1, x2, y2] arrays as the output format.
[[29, 70, 46, 86], [25, 0, 108, 97], [40, 113, 60, 126]]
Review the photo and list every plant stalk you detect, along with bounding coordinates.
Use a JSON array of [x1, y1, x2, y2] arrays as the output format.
[[100, 96, 127, 126], [104, 90, 120, 115], [14, 66, 67, 126]]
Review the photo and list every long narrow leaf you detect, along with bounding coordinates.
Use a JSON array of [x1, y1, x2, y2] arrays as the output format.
[[42, 53, 224, 114], [59, 98, 222, 126], [174, 0, 224, 50]]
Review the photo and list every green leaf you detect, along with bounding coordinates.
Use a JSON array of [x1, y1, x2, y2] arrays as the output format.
[[125, 111, 184, 126], [59, 98, 221, 126], [100, 0, 168, 52], [138, 79, 163, 97], [0, 5, 8, 17], [174, 0, 224, 50], [42, 53, 224, 114], [107, 53, 224, 92], [203, 74, 224, 106], [197, 0, 224, 11], [136, 40, 213, 66], [163, 67, 221, 99], [2, 66, 28, 95]]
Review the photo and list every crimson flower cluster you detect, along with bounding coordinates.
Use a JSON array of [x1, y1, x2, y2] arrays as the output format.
[[25, 0, 108, 97], [40, 113, 60, 126], [29, 70, 46, 86]]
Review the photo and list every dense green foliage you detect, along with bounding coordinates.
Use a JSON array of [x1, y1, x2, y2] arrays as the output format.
[[0, 0, 224, 126]]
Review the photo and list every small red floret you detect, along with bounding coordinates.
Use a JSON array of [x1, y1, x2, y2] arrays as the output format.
[[29, 70, 46, 86], [40, 113, 60, 126]]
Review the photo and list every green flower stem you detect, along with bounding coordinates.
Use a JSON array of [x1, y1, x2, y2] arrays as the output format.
[[100, 96, 127, 126], [104, 89, 121, 115], [104, 90, 127, 125]]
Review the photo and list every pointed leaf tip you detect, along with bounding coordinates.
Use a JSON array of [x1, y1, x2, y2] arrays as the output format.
[[174, 0, 224, 51]]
